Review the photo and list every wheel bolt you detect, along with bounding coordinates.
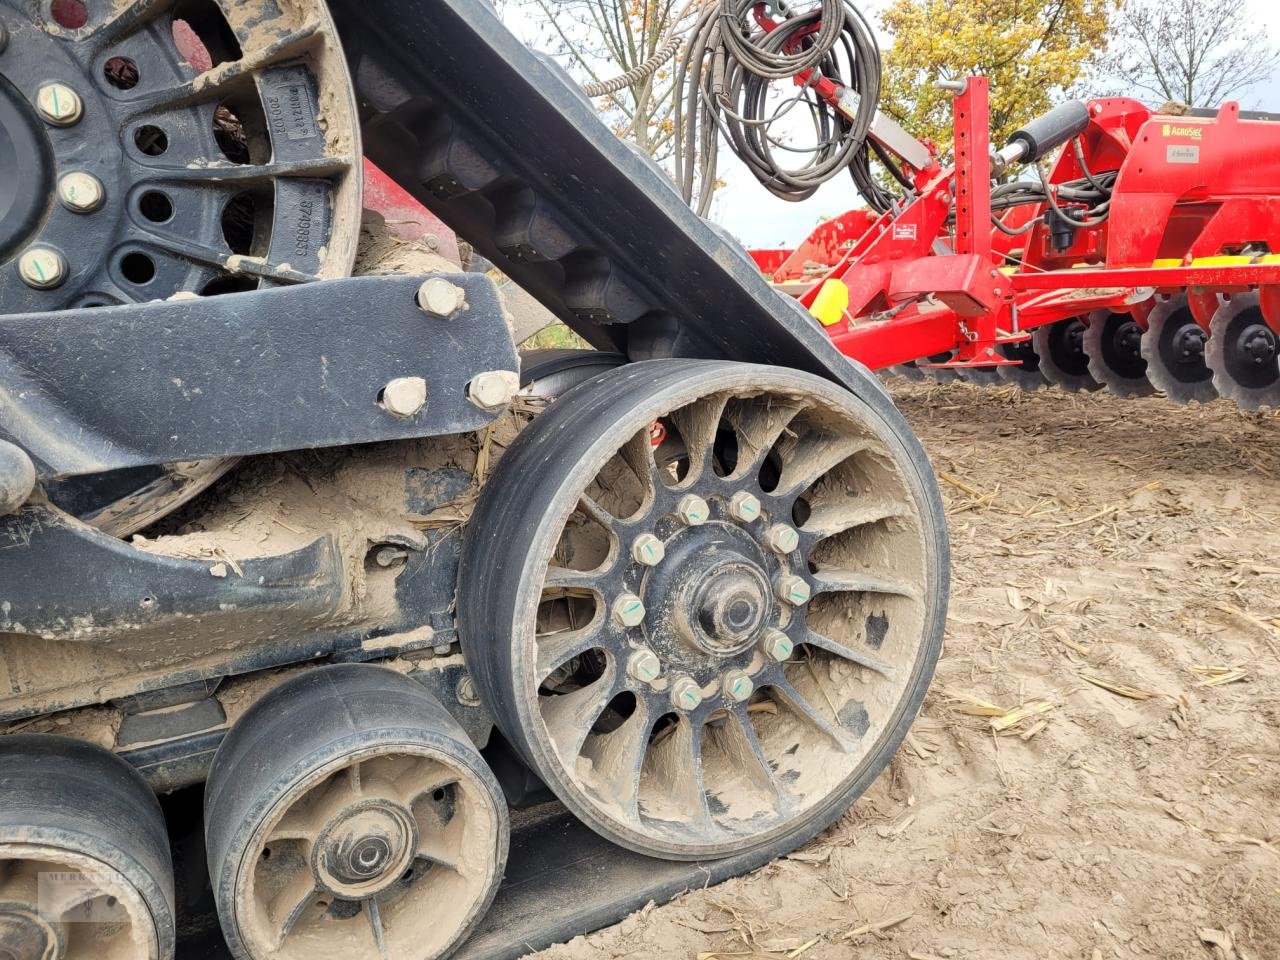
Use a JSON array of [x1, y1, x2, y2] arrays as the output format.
[[761, 629, 794, 662], [631, 533, 665, 566], [467, 370, 519, 411], [612, 593, 646, 628], [417, 278, 465, 317], [775, 574, 811, 606], [627, 648, 661, 684], [670, 675, 703, 711], [17, 247, 67, 290], [57, 171, 105, 213], [380, 376, 427, 417], [728, 491, 761, 523], [36, 83, 83, 126], [765, 523, 800, 554], [722, 669, 754, 703], [676, 493, 709, 526]]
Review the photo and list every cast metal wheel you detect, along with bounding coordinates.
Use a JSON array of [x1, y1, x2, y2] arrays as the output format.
[[0, 735, 175, 960], [1031, 316, 1101, 392], [459, 360, 948, 860], [0, 0, 361, 534], [1206, 291, 1280, 410], [205, 665, 508, 960], [1082, 309, 1155, 397], [1140, 293, 1217, 404]]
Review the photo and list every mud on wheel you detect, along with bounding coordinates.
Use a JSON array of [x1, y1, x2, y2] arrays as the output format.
[[460, 360, 948, 860]]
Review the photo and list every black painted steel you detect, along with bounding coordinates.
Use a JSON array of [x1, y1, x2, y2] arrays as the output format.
[[0, 274, 517, 478]]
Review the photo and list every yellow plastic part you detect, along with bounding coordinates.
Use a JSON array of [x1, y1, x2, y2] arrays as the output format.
[[809, 278, 849, 327]]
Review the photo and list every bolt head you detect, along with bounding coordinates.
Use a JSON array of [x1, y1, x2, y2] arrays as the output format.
[[631, 533, 665, 566], [762, 629, 794, 662], [36, 83, 83, 126], [765, 523, 800, 554], [728, 491, 761, 523], [627, 649, 662, 684], [17, 247, 67, 290], [670, 675, 703, 712], [612, 594, 646, 628], [776, 574, 811, 606], [466, 370, 519, 411], [417, 277, 465, 317], [380, 376, 427, 418], [676, 494, 709, 526], [722, 669, 754, 703], [57, 171, 105, 213]]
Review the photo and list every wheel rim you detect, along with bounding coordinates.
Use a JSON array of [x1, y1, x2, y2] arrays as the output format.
[[467, 362, 944, 858], [0, 843, 160, 960], [234, 744, 500, 960]]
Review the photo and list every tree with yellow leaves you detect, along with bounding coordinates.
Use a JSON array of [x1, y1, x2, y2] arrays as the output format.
[[879, 0, 1116, 155]]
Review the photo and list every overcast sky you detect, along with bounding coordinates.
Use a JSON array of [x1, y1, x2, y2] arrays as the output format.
[[503, 1, 1280, 247]]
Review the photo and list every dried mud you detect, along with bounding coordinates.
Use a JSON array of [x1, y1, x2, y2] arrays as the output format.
[[532, 381, 1280, 960]]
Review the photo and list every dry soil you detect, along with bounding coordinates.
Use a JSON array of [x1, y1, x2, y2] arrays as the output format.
[[531, 379, 1280, 960]]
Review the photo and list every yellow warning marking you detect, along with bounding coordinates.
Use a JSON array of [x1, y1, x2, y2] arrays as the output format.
[[1256, 254, 1280, 265], [1190, 255, 1253, 267], [809, 279, 849, 328], [1151, 259, 1182, 268]]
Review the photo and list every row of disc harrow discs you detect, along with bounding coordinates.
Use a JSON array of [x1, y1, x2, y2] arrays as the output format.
[[886, 290, 1280, 411]]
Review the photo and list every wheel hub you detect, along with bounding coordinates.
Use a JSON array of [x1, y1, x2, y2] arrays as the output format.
[[1171, 324, 1206, 365], [313, 799, 418, 899], [1240, 325, 1277, 365], [0, 906, 60, 960], [0, 72, 52, 264], [680, 560, 771, 655]]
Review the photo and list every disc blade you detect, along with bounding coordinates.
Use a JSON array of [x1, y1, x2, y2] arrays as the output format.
[[1031, 318, 1101, 392], [995, 340, 1047, 391], [1139, 294, 1217, 404], [1082, 310, 1156, 397], [1205, 292, 1280, 411]]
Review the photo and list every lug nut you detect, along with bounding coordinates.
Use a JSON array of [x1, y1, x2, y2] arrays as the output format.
[[612, 593, 646, 628], [627, 649, 661, 684], [631, 533, 665, 566], [36, 83, 83, 126], [765, 523, 800, 554], [722, 669, 754, 703], [762, 629, 794, 662], [466, 370, 519, 411], [775, 574, 811, 606], [676, 493, 709, 526], [380, 376, 427, 417], [417, 278, 465, 317], [17, 247, 67, 290], [57, 171, 105, 213], [728, 491, 761, 523], [670, 675, 703, 712]]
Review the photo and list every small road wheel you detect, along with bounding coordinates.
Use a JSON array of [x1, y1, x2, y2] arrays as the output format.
[[204, 664, 508, 960], [460, 359, 948, 860], [0, 734, 175, 960]]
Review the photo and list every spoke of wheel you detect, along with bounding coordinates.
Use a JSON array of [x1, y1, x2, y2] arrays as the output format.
[[366, 898, 389, 960], [544, 566, 603, 591], [645, 716, 711, 830], [667, 393, 729, 482], [535, 620, 605, 684], [345, 762, 363, 795], [725, 397, 805, 476], [540, 675, 618, 764], [810, 569, 922, 601], [773, 434, 872, 498], [271, 869, 320, 947], [800, 627, 896, 678], [723, 703, 786, 811], [139, 233, 317, 283], [802, 499, 911, 539], [148, 157, 354, 184], [416, 827, 463, 873], [766, 674, 856, 753], [91, 0, 167, 45], [616, 430, 658, 505], [582, 701, 653, 820], [129, 24, 324, 113]]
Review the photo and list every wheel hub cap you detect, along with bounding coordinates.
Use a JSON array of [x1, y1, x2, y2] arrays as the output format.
[[0, 906, 60, 960], [1240, 326, 1276, 365], [313, 800, 417, 898], [682, 561, 771, 655], [1171, 324, 1205, 364]]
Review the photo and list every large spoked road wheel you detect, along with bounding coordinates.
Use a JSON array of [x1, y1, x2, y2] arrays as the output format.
[[0, 735, 176, 960], [204, 665, 508, 960], [460, 360, 948, 861]]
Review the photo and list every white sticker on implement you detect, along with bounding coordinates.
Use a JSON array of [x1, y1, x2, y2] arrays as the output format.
[[1167, 145, 1200, 164], [893, 224, 918, 240]]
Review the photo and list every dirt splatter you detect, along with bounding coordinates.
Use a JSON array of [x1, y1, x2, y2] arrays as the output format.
[[529, 380, 1280, 960]]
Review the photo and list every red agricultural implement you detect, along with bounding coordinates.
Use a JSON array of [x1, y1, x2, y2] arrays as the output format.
[[749, 76, 1280, 410]]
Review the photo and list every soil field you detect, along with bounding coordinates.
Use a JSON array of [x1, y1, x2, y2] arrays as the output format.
[[534, 379, 1280, 960]]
